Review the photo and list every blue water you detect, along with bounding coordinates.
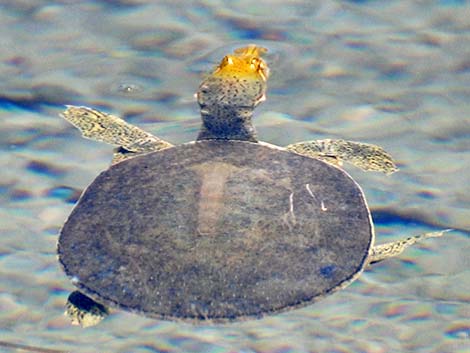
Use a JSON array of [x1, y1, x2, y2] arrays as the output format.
[[0, 1, 469, 352]]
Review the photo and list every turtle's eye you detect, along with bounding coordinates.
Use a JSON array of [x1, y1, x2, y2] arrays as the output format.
[[250, 58, 260, 68], [219, 55, 233, 68], [251, 58, 269, 81]]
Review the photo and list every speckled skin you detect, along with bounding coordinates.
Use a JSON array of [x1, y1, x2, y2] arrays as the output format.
[[61, 106, 173, 164], [58, 45, 446, 327], [65, 291, 108, 328], [287, 138, 398, 175]]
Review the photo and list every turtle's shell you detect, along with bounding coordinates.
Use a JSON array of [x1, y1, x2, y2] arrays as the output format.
[[58, 140, 373, 321]]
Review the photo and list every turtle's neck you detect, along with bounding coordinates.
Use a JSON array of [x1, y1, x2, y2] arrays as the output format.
[[196, 74, 264, 143], [197, 105, 258, 142]]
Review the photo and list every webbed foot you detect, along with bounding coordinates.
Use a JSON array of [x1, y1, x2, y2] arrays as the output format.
[[61, 106, 172, 164], [286, 139, 398, 174], [65, 290, 109, 328], [369, 229, 451, 264]]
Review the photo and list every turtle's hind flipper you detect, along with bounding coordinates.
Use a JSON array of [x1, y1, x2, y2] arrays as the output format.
[[61, 106, 173, 154], [369, 230, 451, 264], [65, 290, 109, 328], [286, 139, 398, 175]]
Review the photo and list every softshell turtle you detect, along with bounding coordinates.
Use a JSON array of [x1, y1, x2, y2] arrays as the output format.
[[58, 45, 445, 327]]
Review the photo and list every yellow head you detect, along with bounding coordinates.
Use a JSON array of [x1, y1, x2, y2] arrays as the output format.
[[212, 45, 270, 82]]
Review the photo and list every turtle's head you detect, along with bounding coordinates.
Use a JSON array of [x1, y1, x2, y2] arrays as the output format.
[[212, 45, 270, 85], [196, 45, 269, 142]]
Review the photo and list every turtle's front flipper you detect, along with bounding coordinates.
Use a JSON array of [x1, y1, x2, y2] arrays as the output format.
[[65, 290, 109, 328], [286, 139, 398, 175], [61, 106, 173, 164], [368, 230, 451, 264]]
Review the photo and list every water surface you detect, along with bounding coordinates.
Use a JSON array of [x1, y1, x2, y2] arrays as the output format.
[[0, 1, 469, 352]]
